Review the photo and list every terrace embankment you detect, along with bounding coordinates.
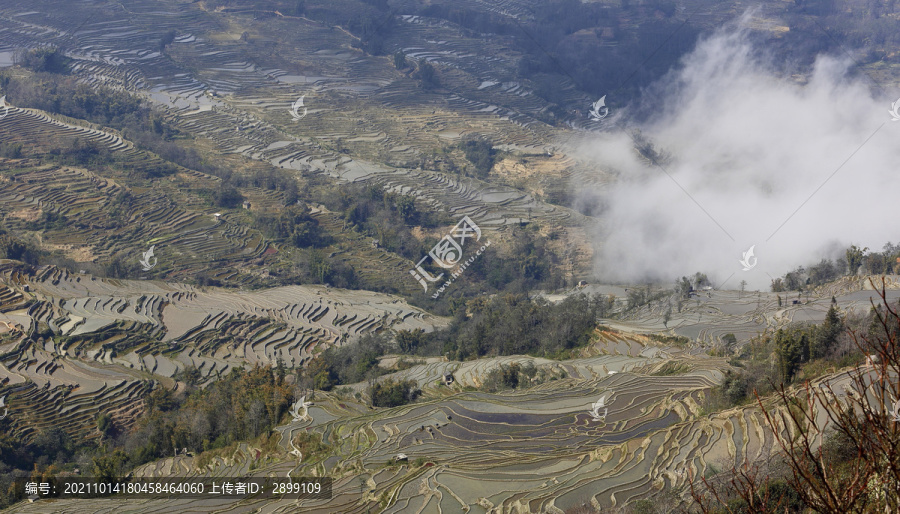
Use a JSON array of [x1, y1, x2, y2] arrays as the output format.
[[0, 260, 446, 445]]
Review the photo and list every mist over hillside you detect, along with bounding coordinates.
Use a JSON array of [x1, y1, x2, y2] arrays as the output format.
[[577, 15, 900, 290]]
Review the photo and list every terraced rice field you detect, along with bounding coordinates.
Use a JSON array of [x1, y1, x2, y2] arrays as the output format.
[[0, 106, 284, 281], [3, 271, 898, 512], [0, 0, 637, 306], [0, 348, 757, 513], [5, 348, 877, 513], [0, 260, 446, 445], [0, 0, 603, 245], [0, 114, 433, 294], [594, 276, 900, 348], [1, 342, 721, 512]]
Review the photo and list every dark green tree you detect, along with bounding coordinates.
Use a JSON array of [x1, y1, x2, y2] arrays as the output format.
[[396, 328, 426, 354], [775, 329, 809, 383], [92, 450, 129, 484], [459, 138, 496, 177], [812, 305, 843, 359], [393, 50, 408, 69], [214, 185, 244, 208], [414, 61, 439, 89], [845, 244, 868, 275], [370, 379, 420, 407], [159, 30, 176, 52]]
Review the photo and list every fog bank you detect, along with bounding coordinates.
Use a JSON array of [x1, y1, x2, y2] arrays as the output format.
[[576, 19, 900, 290]]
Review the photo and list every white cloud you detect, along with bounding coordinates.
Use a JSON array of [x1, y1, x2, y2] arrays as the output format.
[[574, 18, 900, 290]]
